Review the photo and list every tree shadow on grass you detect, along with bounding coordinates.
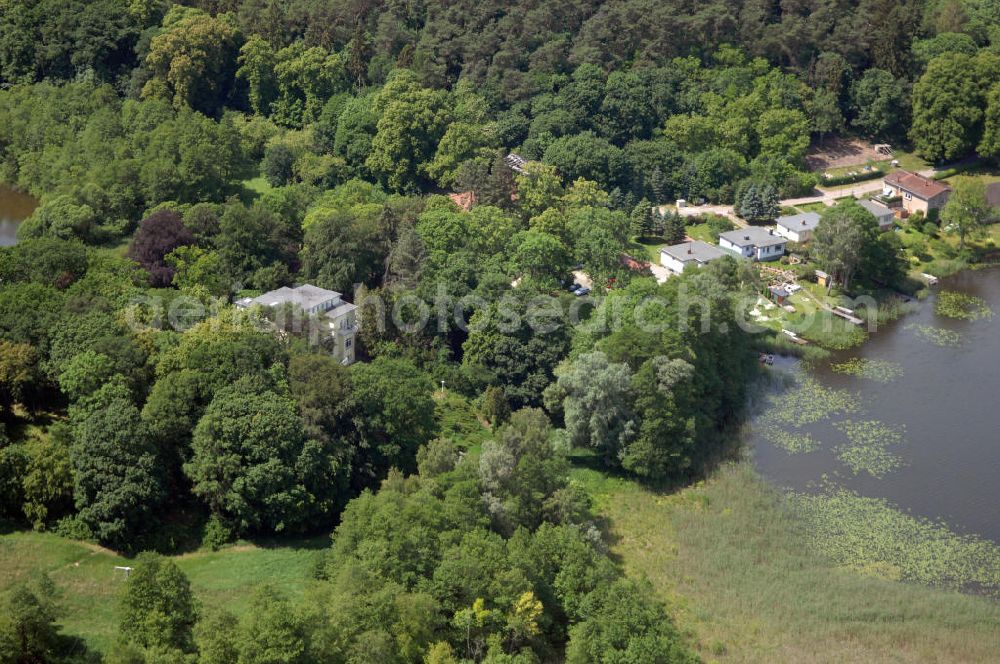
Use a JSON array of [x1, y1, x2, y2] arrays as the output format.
[[567, 424, 749, 565], [241, 533, 332, 552]]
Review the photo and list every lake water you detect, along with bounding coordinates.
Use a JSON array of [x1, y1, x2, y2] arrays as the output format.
[[750, 268, 1000, 544], [0, 185, 38, 246]]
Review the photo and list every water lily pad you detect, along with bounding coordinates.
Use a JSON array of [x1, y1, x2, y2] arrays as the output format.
[[756, 423, 820, 454], [786, 487, 1000, 593], [761, 376, 861, 428], [905, 323, 962, 348], [935, 291, 993, 321], [830, 358, 904, 383], [833, 419, 906, 478]]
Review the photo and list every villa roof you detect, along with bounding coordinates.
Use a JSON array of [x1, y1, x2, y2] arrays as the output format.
[[449, 191, 476, 211], [242, 284, 343, 310], [620, 254, 652, 271], [504, 152, 528, 174], [326, 301, 358, 319]]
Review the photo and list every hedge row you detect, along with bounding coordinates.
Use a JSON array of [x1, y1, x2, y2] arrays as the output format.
[[820, 167, 886, 187]]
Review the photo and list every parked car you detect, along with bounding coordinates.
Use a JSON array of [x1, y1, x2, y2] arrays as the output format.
[[573, 287, 591, 296]]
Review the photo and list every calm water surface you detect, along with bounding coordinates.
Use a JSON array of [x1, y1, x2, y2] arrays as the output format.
[[0, 185, 38, 246], [751, 268, 1000, 543]]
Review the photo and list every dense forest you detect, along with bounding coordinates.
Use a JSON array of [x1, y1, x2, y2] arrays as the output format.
[[1, 0, 999, 662]]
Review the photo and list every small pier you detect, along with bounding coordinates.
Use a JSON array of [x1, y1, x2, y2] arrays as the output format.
[[831, 306, 865, 325]]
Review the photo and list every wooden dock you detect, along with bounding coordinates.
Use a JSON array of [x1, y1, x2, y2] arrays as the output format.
[[781, 329, 809, 345], [831, 306, 865, 325]]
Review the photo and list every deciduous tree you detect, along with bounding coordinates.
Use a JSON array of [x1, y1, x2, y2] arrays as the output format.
[[850, 69, 909, 141], [141, 7, 239, 114], [911, 53, 988, 162], [813, 201, 880, 291], [119, 553, 198, 653], [70, 380, 163, 549], [127, 210, 195, 287], [185, 377, 322, 535], [941, 180, 992, 250]]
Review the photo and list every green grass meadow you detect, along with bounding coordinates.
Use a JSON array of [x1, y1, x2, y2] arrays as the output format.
[[584, 462, 1000, 664], [6, 459, 1000, 662], [0, 531, 325, 653]]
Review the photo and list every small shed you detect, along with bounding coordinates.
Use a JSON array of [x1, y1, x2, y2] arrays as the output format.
[[815, 269, 831, 288], [769, 285, 790, 305]]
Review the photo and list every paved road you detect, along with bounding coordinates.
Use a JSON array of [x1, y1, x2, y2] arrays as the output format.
[[662, 166, 942, 222], [646, 163, 954, 282]]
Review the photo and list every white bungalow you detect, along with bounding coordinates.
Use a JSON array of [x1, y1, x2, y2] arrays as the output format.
[[718, 227, 787, 261], [659, 240, 728, 275], [775, 212, 821, 243]]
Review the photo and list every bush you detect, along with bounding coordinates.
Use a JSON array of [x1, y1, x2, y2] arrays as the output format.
[[202, 515, 233, 551], [754, 331, 832, 363], [262, 143, 297, 187], [700, 214, 735, 241], [857, 298, 918, 327], [923, 258, 968, 278], [821, 167, 885, 187], [53, 515, 95, 541], [931, 159, 984, 180]]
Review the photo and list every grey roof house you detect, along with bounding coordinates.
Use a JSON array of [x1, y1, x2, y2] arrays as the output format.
[[237, 284, 358, 364], [718, 227, 787, 261], [660, 240, 728, 274], [774, 212, 821, 243], [857, 198, 895, 231]]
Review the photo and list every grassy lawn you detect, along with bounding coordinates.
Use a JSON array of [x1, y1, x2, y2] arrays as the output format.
[[747, 275, 870, 350], [0, 531, 324, 653], [893, 150, 933, 173], [790, 308, 867, 349], [940, 168, 1000, 188], [794, 201, 828, 214], [241, 176, 275, 199], [434, 391, 493, 452], [984, 223, 1000, 244], [896, 216, 1000, 278], [685, 222, 716, 244], [631, 236, 670, 263], [586, 462, 1000, 664], [819, 163, 884, 179]]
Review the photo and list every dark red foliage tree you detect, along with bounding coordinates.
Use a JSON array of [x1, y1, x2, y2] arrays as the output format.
[[127, 210, 195, 287]]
